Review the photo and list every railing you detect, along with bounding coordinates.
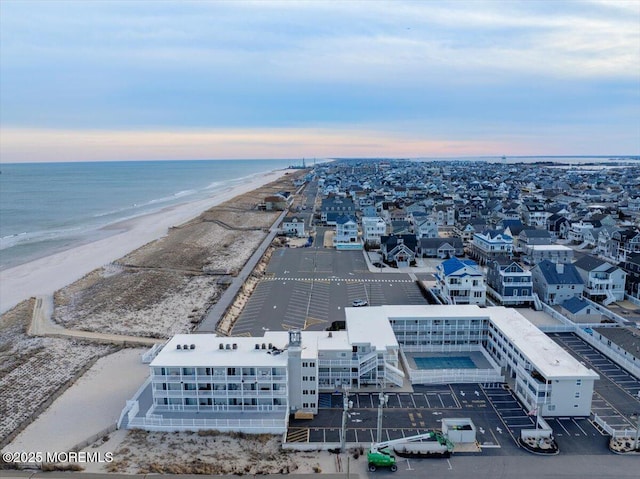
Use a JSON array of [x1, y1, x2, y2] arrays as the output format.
[[581, 297, 627, 324], [593, 413, 639, 439], [141, 343, 164, 364], [127, 416, 288, 433], [575, 328, 640, 379], [625, 294, 640, 306], [407, 368, 504, 385]]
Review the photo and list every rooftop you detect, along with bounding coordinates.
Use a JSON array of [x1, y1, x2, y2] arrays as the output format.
[[151, 334, 289, 368], [488, 307, 599, 380]]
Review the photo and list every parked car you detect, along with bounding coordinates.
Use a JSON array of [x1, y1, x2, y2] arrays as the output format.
[[352, 299, 368, 307]]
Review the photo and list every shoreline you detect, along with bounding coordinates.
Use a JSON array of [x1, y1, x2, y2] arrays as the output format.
[[0, 169, 288, 314]]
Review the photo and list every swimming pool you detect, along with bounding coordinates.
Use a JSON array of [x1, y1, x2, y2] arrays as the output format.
[[413, 356, 477, 370]]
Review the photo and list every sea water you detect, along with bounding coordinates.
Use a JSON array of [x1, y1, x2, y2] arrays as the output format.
[[0, 159, 295, 270]]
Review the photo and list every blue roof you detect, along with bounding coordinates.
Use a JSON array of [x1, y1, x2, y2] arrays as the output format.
[[561, 297, 590, 314], [440, 257, 480, 276], [535, 260, 584, 285]]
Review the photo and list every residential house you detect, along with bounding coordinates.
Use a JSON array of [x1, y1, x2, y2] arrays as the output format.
[[468, 229, 513, 265], [619, 253, 640, 299], [531, 260, 584, 305], [281, 216, 306, 237], [334, 214, 359, 247], [264, 194, 288, 211], [516, 229, 553, 253], [435, 257, 486, 305], [418, 237, 464, 258], [380, 234, 417, 267], [361, 216, 386, 247], [559, 297, 599, 323], [573, 255, 626, 306], [568, 221, 597, 245], [320, 196, 355, 224], [453, 218, 487, 245], [521, 201, 550, 228], [416, 218, 439, 238], [433, 205, 456, 226], [522, 245, 574, 266], [608, 229, 640, 262], [486, 260, 534, 307], [546, 214, 571, 239], [390, 220, 412, 235], [500, 219, 526, 238]]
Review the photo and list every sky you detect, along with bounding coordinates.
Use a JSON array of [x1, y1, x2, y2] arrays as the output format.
[[1, 0, 639, 162]]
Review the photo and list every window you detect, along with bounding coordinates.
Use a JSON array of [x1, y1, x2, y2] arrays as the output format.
[[576, 379, 582, 386], [574, 392, 580, 398]]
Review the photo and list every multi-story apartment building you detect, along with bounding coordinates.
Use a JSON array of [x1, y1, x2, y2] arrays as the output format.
[[373, 305, 598, 417], [435, 257, 486, 305], [124, 305, 599, 432], [486, 308, 598, 417], [125, 316, 402, 433]]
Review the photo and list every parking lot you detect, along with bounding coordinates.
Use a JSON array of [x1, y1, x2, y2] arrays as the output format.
[[550, 332, 640, 431], [231, 246, 429, 336], [285, 384, 611, 456]]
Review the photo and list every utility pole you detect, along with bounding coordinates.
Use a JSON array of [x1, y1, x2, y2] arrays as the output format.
[[340, 387, 352, 452]]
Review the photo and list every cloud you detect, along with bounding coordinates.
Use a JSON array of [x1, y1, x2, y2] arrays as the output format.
[[0, 1, 638, 158]]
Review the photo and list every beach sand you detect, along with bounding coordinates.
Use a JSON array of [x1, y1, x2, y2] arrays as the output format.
[[0, 167, 304, 449], [0, 169, 287, 315], [5, 348, 149, 454]]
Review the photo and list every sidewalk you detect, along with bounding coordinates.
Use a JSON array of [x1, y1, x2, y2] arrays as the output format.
[[29, 295, 163, 346]]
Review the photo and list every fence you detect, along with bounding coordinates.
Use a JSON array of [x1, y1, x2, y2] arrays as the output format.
[[127, 415, 287, 434], [593, 413, 639, 439], [69, 424, 117, 452], [574, 328, 640, 379]]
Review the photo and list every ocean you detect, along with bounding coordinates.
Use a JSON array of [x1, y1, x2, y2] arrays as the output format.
[[0, 159, 296, 270]]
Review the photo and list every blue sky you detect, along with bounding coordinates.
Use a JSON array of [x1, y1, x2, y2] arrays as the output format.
[[1, 0, 639, 162]]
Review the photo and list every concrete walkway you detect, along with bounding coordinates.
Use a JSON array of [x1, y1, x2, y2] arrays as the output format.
[[29, 295, 164, 346], [198, 209, 288, 333]]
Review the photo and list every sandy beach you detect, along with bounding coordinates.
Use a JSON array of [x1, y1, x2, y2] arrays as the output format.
[[0, 169, 286, 315], [0, 167, 305, 451]]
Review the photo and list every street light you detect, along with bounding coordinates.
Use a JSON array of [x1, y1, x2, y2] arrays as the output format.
[[340, 387, 353, 452]]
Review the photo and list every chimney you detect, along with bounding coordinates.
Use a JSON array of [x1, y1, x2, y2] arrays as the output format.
[[556, 262, 564, 275]]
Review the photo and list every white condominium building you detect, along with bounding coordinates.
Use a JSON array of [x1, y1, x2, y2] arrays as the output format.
[[124, 305, 598, 433]]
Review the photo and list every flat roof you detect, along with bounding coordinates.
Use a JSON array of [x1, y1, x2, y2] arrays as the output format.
[[526, 245, 573, 251], [359, 305, 598, 380], [151, 334, 288, 368], [376, 304, 488, 320], [345, 307, 400, 350], [487, 307, 599, 380]]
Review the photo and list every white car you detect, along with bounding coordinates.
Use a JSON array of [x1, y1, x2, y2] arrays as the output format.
[[352, 299, 368, 307]]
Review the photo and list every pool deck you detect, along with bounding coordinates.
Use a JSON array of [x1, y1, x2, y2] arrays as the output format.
[[403, 350, 493, 370]]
